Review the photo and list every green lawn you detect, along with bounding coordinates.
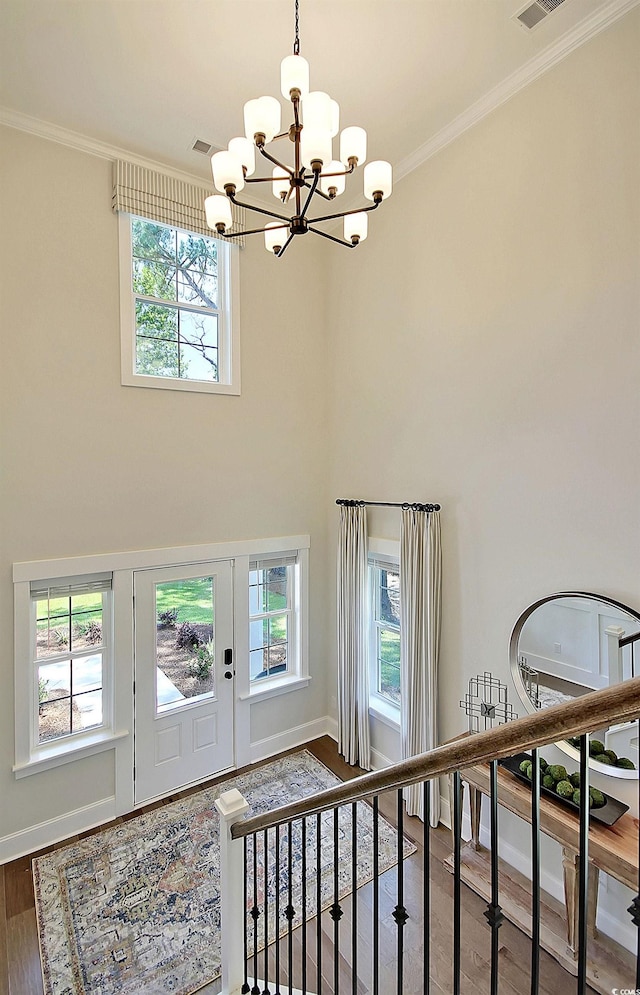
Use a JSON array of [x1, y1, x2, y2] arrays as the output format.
[[155, 577, 214, 624], [379, 627, 400, 702]]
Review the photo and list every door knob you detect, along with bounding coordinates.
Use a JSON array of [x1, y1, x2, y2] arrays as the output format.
[[224, 671, 233, 680]]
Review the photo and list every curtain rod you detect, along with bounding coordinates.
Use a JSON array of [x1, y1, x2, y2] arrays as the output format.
[[336, 499, 441, 513]]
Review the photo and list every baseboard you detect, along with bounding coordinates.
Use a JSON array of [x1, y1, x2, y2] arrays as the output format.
[[0, 797, 116, 865], [249, 716, 336, 764], [369, 746, 393, 770]]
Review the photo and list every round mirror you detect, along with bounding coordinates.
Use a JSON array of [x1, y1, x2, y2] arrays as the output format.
[[509, 592, 640, 778]]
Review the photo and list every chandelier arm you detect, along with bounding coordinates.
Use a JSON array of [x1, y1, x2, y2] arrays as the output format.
[[316, 164, 355, 180], [308, 226, 356, 249], [222, 224, 288, 239], [257, 144, 295, 176], [309, 200, 381, 226], [244, 175, 287, 184], [227, 193, 292, 225], [299, 170, 320, 219], [304, 182, 333, 202], [276, 233, 296, 258]]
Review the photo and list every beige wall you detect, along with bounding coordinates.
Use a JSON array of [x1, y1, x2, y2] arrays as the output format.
[[1, 6, 638, 851], [326, 10, 640, 781], [0, 128, 331, 841]]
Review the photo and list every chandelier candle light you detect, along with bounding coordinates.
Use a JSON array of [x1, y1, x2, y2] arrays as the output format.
[[205, 0, 392, 257]]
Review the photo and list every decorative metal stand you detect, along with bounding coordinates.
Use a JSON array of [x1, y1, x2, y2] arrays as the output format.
[[459, 674, 517, 995], [460, 671, 518, 734]]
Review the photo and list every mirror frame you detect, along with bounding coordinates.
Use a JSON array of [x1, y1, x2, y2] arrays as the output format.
[[509, 591, 640, 779]]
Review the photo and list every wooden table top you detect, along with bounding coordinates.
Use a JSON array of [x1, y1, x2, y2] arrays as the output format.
[[459, 760, 639, 891]]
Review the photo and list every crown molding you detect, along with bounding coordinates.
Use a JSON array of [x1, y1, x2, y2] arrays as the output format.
[[2, 0, 637, 198], [395, 0, 640, 183], [0, 107, 214, 189]]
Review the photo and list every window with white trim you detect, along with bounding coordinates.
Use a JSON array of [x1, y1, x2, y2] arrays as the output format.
[[249, 555, 299, 685], [119, 215, 240, 394], [31, 574, 113, 750], [369, 555, 401, 709]]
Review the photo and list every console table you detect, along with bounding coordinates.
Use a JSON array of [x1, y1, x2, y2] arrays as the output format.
[[445, 759, 638, 994]]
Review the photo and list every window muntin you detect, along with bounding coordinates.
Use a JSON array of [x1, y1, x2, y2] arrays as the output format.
[[370, 562, 401, 707], [131, 218, 222, 384], [32, 579, 112, 746], [120, 215, 239, 394], [249, 560, 295, 683]]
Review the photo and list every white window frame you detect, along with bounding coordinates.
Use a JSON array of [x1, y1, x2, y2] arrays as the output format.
[[14, 577, 118, 777], [240, 547, 310, 703], [118, 213, 241, 395], [368, 538, 401, 728]]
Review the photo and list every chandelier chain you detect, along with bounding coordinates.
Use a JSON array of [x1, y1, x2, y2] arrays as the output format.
[[293, 0, 300, 54]]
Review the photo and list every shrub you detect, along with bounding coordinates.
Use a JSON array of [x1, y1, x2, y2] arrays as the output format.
[[188, 640, 214, 681], [158, 608, 179, 628], [176, 622, 201, 650], [74, 620, 102, 644], [38, 677, 49, 708]]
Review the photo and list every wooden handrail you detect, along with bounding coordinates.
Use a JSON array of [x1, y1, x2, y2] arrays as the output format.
[[231, 675, 640, 840]]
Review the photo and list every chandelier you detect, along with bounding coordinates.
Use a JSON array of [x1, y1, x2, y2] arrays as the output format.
[[204, 0, 392, 257]]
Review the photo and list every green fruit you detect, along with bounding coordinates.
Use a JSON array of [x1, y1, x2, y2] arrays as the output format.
[[542, 774, 555, 790], [593, 754, 614, 765], [519, 759, 533, 776], [569, 772, 581, 788], [589, 740, 604, 756], [589, 788, 606, 808], [616, 757, 636, 770], [603, 749, 618, 763], [539, 757, 548, 771], [572, 788, 593, 808], [548, 764, 568, 782], [556, 780, 574, 799]]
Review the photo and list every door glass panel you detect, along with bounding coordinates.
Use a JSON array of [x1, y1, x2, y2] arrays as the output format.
[[155, 576, 215, 711]]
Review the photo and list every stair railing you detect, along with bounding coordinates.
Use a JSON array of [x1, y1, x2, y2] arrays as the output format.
[[216, 675, 640, 995]]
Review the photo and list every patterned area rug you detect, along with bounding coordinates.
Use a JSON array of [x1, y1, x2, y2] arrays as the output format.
[[33, 750, 416, 995]]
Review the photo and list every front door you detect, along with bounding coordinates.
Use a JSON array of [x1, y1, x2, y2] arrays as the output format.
[[134, 561, 235, 804]]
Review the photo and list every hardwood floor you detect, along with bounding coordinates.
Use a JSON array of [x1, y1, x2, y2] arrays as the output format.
[[0, 737, 598, 995]]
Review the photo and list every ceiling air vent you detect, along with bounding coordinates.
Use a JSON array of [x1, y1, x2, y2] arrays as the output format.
[[192, 138, 214, 155], [514, 0, 567, 31]]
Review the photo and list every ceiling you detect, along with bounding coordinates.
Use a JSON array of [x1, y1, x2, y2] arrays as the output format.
[[0, 0, 633, 185]]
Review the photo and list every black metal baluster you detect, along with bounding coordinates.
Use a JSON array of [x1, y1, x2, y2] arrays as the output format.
[[577, 734, 590, 995], [302, 817, 307, 995], [317, 811, 323, 995], [286, 821, 295, 995], [275, 825, 281, 994], [423, 780, 431, 994], [263, 828, 270, 995], [453, 770, 462, 995], [373, 795, 380, 995], [330, 807, 343, 995], [484, 760, 504, 995], [351, 802, 358, 994], [393, 789, 409, 995], [631, 716, 640, 989], [243, 836, 250, 994], [530, 748, 541, 995], [630, 717, 640, 988], [252, 833, 261, 995]]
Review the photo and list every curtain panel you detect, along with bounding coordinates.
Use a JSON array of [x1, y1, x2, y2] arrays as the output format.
[[337, 504, 371, 769], [112, 160, 246, 245], [400, 508, 442, 825]]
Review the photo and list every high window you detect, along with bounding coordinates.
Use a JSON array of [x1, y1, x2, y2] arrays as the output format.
[[249, 556, 298, 685], [119, 215, 240, 394], [369, 557, 401, 709], [31, 574, 113, 749]]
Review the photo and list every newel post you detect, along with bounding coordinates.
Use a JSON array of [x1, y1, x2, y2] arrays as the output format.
[[215, 787, 250, 995], [605, 625, 625, 684]]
